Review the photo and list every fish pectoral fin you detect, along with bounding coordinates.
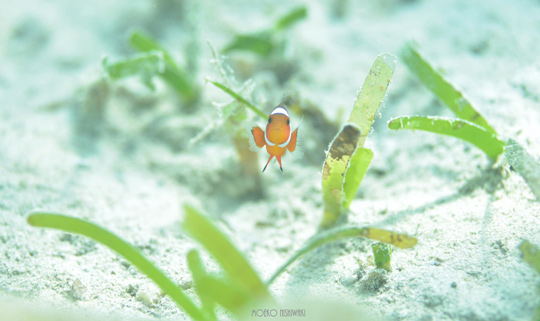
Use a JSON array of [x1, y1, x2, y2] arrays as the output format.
[[250, 126, 266, 151], [287, 128, 304, 159], [286, 128, 299, 152]]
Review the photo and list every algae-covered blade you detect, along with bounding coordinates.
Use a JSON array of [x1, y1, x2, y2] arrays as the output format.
[[388, 116, 505, 159], [321, 124, 361, 228], [400, 41, 496, 134], [349, 53, 396, 148], [505, 139, 540, 201]]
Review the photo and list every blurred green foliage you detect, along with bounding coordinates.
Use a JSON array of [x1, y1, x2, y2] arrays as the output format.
[[129, 30, 198, 104], [186, 250, 217, 321], [519, 240, 540, 321], [102, 51, 165, 91], [223, 6, 307, 57], [520, 240, 540, 274], [102, 30, 198, 106], [182, 205, 270, 300], [26, 205, 417, 320], [27, 206, 272, 320], [27, 212, 205, 320]]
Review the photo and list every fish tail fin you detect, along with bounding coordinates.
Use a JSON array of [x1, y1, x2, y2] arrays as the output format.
[[262, 154, 274, 172], [276, 155, 283, 172], [249, 126, 265, 151]]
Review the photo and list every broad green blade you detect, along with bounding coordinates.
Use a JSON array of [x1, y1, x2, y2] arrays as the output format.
[[206, 79, 267, 120], [267, 226, 416, 285], [129, 30, 196, 101], [102, 52, 165, 91], [186, 250, 217, 321], [505, 139, 540, 201], [519, 240, 540, 274], [27, 213, 205, 321], [348, 53, 396, 148], [400, 42, 496, 134], [274, 6, 308, 31], [321, 124, 361, 229], [343, 147, 374, 209], [182, 205, 271, 300], [387, 116, 505, 159]]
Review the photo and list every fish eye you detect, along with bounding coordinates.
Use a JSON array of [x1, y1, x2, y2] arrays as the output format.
[[287, 119, 290, 125], [268, 117, 272, 123]]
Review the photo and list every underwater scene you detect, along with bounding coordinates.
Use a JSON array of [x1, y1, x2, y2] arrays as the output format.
[[1, 0, 540, 320]]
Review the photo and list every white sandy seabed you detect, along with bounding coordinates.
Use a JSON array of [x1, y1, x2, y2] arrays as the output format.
[[1, 0, 540, 320]]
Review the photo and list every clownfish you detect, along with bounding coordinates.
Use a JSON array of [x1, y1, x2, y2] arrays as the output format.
[[250, 102, 301, 172]]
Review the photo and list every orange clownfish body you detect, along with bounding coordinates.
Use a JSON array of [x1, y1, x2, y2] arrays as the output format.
[[250, 104, 300, 172]]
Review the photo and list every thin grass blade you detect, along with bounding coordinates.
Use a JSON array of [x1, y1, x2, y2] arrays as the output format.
[[343, 147, 374, 209], [505, 139, 540, 201], [182, 205, 271, 300], [267, 226, 417, 285], [321, 124, 361, 229], [206, 79, 267, 120], [348, 53, 396, 148], [400, 41, 496, 134], [26, 213, 205, 321], [388, 116, 505, 159]]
